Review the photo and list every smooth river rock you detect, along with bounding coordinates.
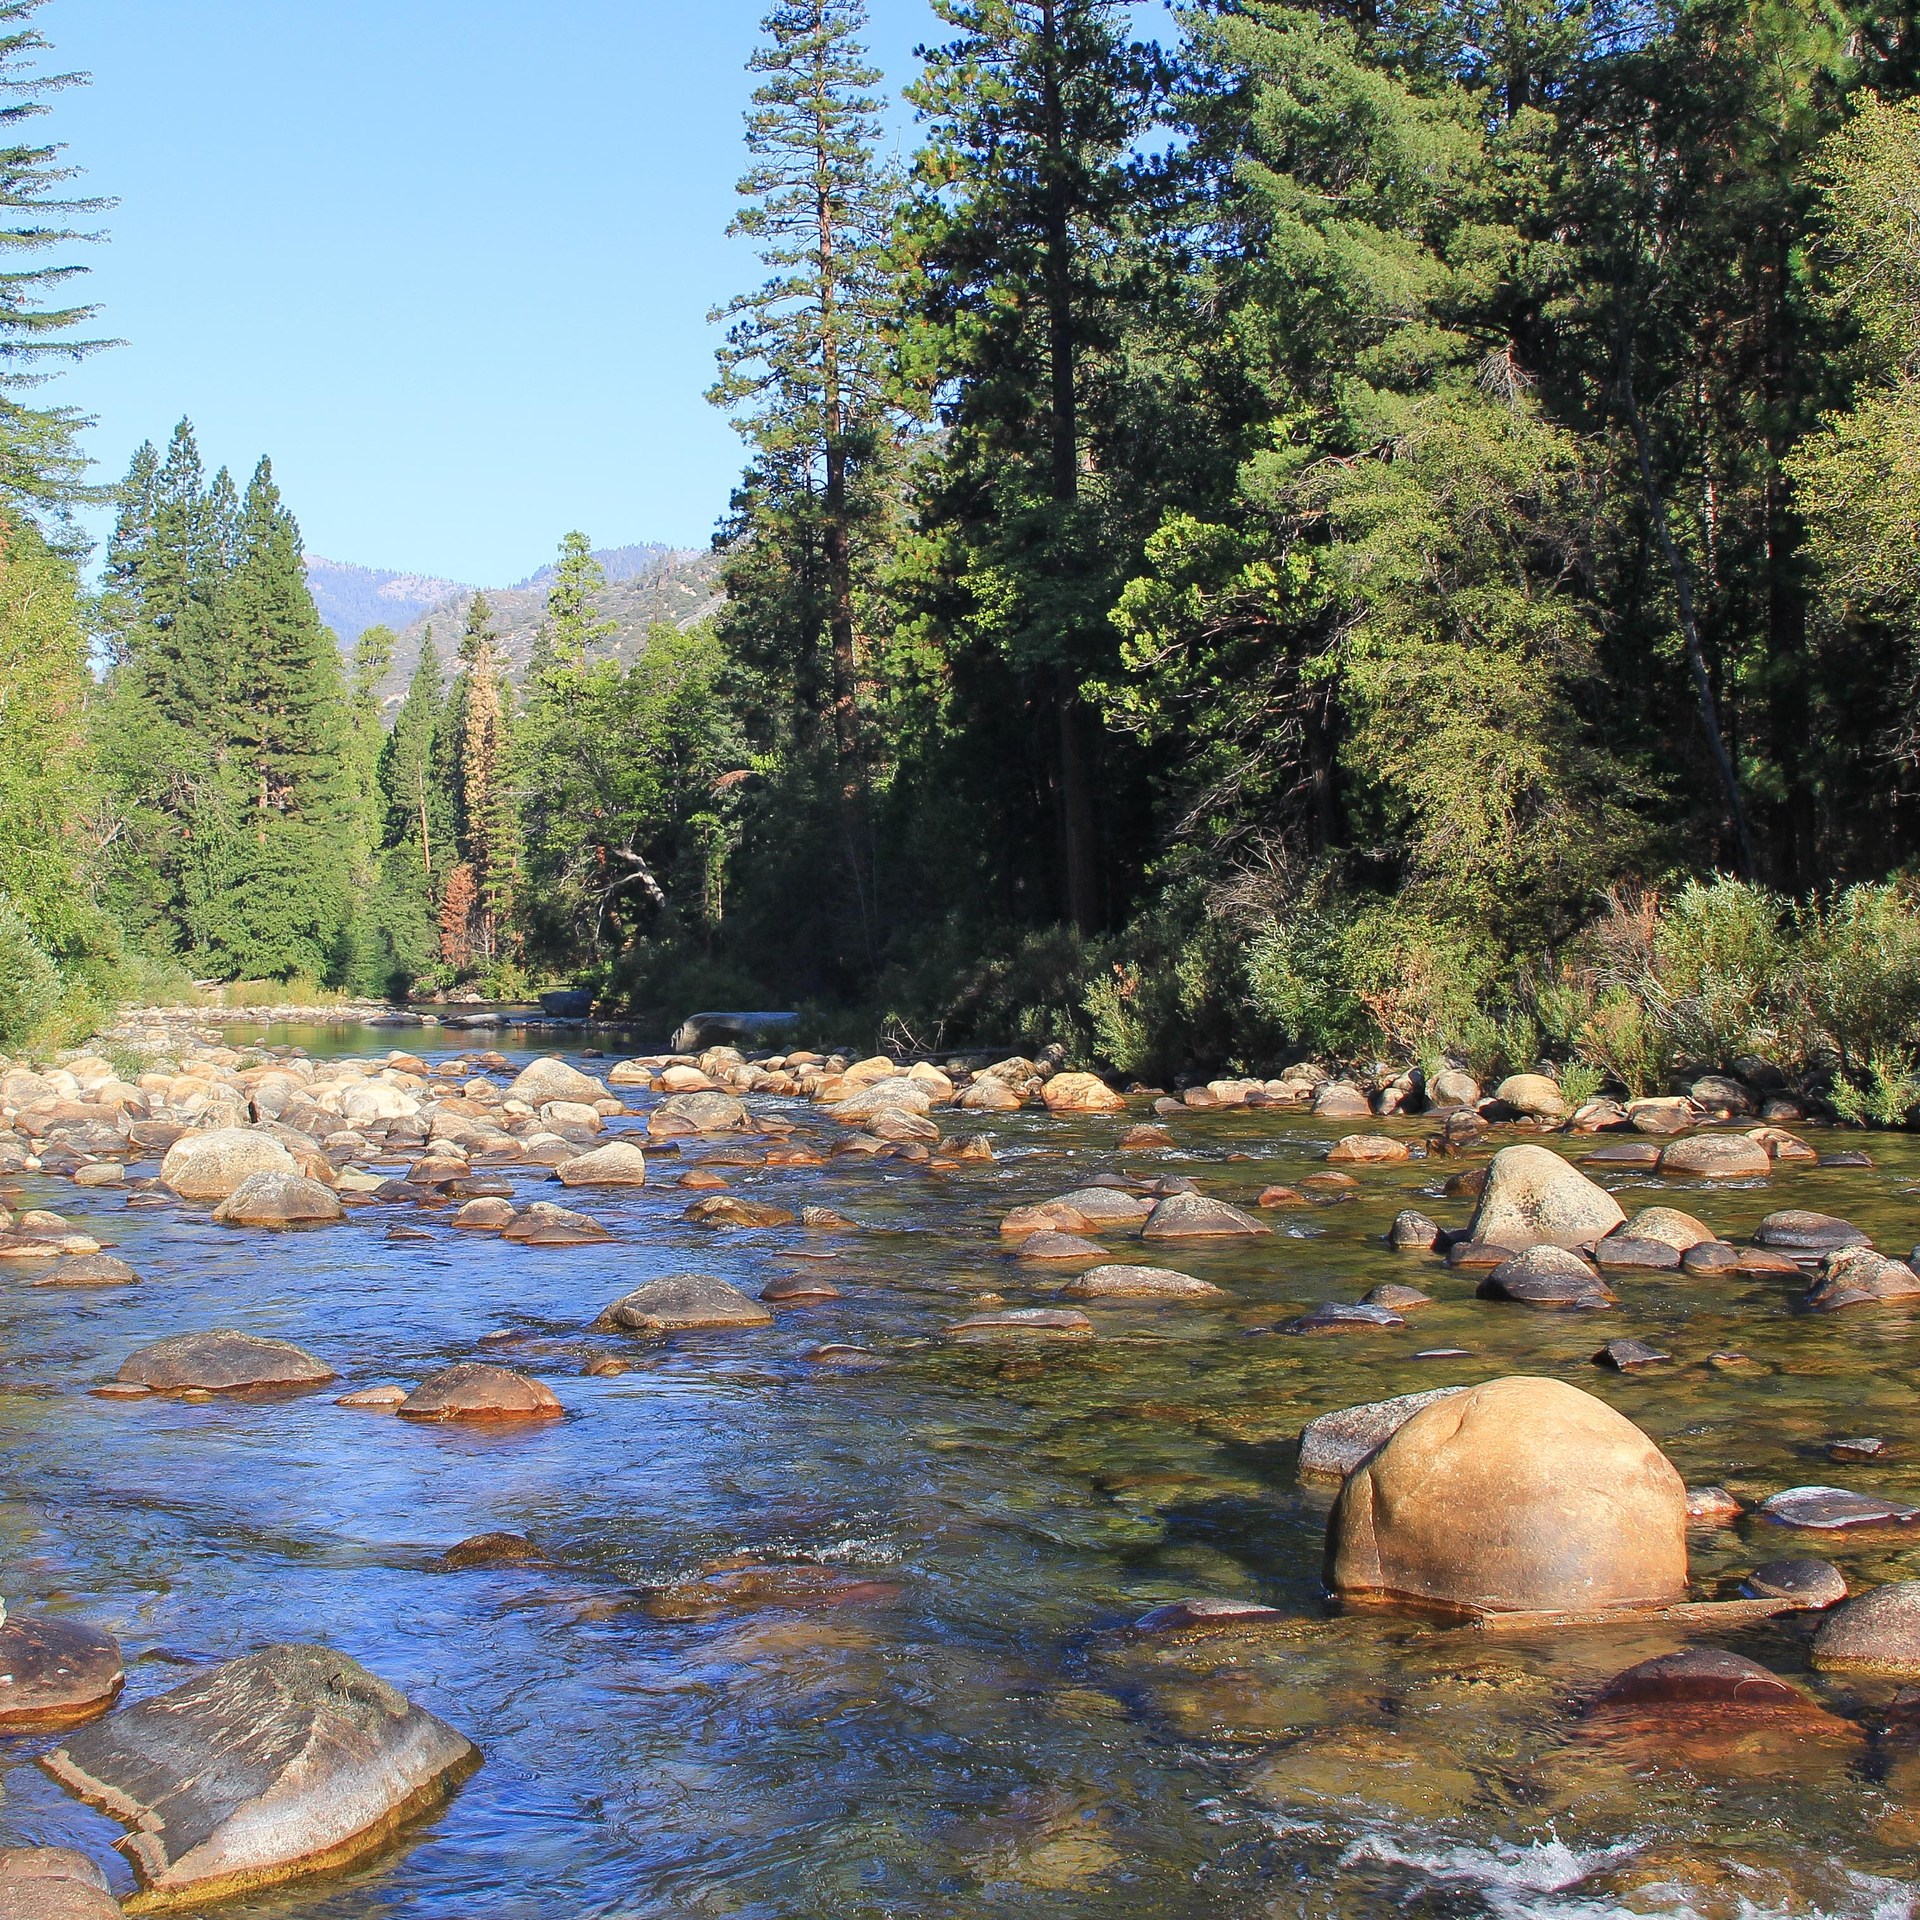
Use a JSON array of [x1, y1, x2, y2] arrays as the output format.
[[499, 1201, 612, 1246], [1812, 1582, 1920, 1674], [0, 1618, 123, 1731], [0, 1847, 123, 1920], [1467, 1145, 1625, 1252], [648, 1092, 750, 1137], [1658, 1134, 1772, 1179], [1139, 1192, 1270, 1240], [43, 1644, 478, 1906], [1478, 1244, 1615, 1308], [1039, 1072, 1126, 1114], [1743, 1558, 1848, 1608], [506, 1057, 608, 1106], [1325, 1376, 1689, 1617], [116, 1330, 336, 1394], [160, 1128, 298, 1203], [1752, 1210, 1870, 1254], [398, 1365, 563, 1422], [553, 1140, 648, 1187], [211, 1171, 344, 1228], [1060, 1264, 1221, 1299], [34, 1254, 140, 1288], [595, 1273, 774, 1334]]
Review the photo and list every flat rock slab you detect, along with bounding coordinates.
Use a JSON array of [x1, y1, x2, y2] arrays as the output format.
[[945, 1307, 1094, 1341], [1282, 1303, 1406, 1334], [1595, 1339, 1670, 1371], [1297, 1387, 1469, 1481], [0, 1618, 123, 1731], [1753, 1210, 1870, 1254], [1060, 1264, 1221, 1299], [597, 1274, 774, 1333], [1590, 1647, 1804, 1712], [1361, 1283, 1432, 1310], [1140, 1193, 1269, 1239], [1760, 1485, 1920, 1530], [1133, 1597, 1290, 1634], [1014, 1230, 1107, 1263], [116, 1331, 336, 1394], [399, 1365, 562, 1422], [44, 1644, 477, 1907], [1593, 1237, 1682, 1272]]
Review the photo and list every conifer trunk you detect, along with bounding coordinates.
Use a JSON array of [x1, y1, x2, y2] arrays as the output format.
[[1039, 0, 1098, 935]]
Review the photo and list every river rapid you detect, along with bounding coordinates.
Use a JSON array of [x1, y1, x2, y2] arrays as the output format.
[[5, 1024, 1920, 1919]]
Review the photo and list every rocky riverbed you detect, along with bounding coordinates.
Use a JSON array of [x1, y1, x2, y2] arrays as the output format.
[[2, 1019, 1920, 1915]]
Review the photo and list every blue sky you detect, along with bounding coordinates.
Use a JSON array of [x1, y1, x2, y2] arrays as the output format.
[[48, 0, 958, 584]]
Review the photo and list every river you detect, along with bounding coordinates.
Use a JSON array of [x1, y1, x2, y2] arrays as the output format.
[[4, 1024, 1920, 1917]]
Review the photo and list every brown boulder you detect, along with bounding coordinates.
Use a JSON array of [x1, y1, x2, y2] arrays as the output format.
[[1326, 1134, 1409, 1165], [1658, 1134, 1772, 1179], [116, 1330, 335, 1394], [552, 1140, 648, 1187], [0, 1847, 122, 1920], [1325, 1376, 1688, 1617], [1140, 1192, 1270, 1239], [1812, 1581, 1920, 1674], [1039, 1071, 1126, 1114], [159, 1127, 297, 1202], [0, 1617, 123, 1731], [398, 1364, 562, 1422], [1467, 1144, 1625, 1251], [1060, 1264, 1221, 1299], [595, 1273, 774, 1333]]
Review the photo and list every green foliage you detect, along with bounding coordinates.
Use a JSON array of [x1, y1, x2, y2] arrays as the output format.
[[0, 892, 57, 1046], [1790, 882, 1920, 1071], [1827, 1051, 1920, 1129]]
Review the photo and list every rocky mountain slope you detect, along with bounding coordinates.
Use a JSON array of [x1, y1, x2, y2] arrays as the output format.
[[307, 545, 725, 710]]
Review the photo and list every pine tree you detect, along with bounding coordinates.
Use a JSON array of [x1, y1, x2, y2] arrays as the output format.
[[0, 0, 116, 537], [908, 0, 1161, 931], [534, 531, 616, 676], [450, 593, 516, 966], [710, 0, 901, 945]]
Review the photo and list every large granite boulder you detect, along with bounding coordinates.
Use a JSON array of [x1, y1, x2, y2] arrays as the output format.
[[594, 1273, 774, 1333], [211, 1172, 344, 1228], [648, 1091, 750, 1137], [1493, 1073, 1568, 1121], [1326, 1375, 1688, 1616], [1658, 1134, 1772, 1179], [552, 1140, 648, 1188], [506, 1057, 608, 1106], [116, 1330, 336, 1394], [1040, 1072, 1126, 1114], [160, 1128, 297, 1203], [1467, 1144, 1625, 1251], [43, 1644, 477, 1906]]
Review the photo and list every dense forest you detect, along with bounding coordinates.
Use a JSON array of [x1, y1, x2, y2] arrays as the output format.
[[4, 0, 1920, 1103]]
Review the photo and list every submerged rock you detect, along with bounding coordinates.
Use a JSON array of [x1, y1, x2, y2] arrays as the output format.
[[1759, 1485, 1919, 1530], [116, 1330, 335, 1394], [43, 1643, 477, 1905], [1467, 1145, 1625, 1252], [596, 1273, 774, 1333], [1325, 1375, 1688, 1616], [1282, 1302, 1406, 1334], [1590, 1647, 1802, 1712], [1327, 1134, 1408, 1164], [945, 1307, 1094, 1340]]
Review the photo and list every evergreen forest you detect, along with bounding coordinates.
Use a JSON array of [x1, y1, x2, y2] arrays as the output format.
[[7, 0, 1920, 1102]]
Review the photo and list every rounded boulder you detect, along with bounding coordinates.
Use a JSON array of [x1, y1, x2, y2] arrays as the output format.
[[1325, 1375, 1688, 1617], [160, 1128, 298, 1203], [1467, 1144, 1625, 1252]]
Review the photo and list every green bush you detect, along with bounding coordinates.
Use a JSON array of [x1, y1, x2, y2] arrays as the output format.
[[1790, 882, 1920, 1071], [1827, 1049, 1920, 1127], [0, 895, 60, 1049], [1646, 878, 1791, 1068]]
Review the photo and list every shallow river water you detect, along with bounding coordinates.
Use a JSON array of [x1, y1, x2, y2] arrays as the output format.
[[6, 1026, 1920, 1918]]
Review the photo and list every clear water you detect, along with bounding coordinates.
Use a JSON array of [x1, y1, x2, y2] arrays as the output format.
[[4, 1026, 1920, 1917]]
